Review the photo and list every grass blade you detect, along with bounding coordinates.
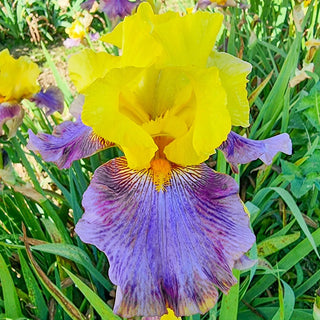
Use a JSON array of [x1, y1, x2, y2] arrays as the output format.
[[64, 268, 121, 319], [0, 252, 23, 319]]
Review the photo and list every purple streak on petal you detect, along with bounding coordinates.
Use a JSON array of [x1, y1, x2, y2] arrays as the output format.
[[0, 103, 24, 138], [100, 0, 139, 19], [63, 38, 82, 48], [218, 131, 292, 173], [27, 118, 113, 169], [81, 0, 96, 10], [31, 86, 64, 115], [75, 157, 255, 317]]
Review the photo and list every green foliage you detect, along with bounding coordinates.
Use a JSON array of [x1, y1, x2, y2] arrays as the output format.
[[0, 0, 108, 44]]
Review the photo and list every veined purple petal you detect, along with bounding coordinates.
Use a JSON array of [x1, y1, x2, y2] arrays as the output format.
[[100, 0, 139, 19], [31, 86, 64, 115], [0, 103, 24, 138], [218, 131, 292, 173], [27, 118, 113, 169], [75, 157, 255, 317]]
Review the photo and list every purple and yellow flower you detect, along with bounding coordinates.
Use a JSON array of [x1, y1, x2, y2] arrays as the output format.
[[28, 3, 292, 318], [0, 49, 64, 138], [63, 13, 99, 48]]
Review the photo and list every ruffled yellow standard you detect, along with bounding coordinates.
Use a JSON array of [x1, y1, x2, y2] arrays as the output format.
[[69, 2, 251, 171], [0, 49, 40, 103]]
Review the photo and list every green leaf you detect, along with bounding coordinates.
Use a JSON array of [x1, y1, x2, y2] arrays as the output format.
[[32, 243, 113, 290], [41, 42, 73, 105], [271, 280, 295, 320], [220, 269, 240, 320], [257, 232, 300, 257], [254, 187, 319, 257], [19, 251, 48, 320], [0, 253, 23, 319], [64, 268, 121, 320], [244, 228, 320, 303]]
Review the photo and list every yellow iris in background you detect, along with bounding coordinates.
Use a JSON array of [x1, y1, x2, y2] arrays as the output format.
[[0, 49, 40, 103]]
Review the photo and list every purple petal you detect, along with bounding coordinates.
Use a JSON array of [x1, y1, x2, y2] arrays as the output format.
[[100, 0, 139, 19], [75, 157, 255, 317], [63, 38, 82, 48], [196, 0, 212, 9], [81, 0, 96, 10], [31, 86, 64, 115], [0, 103, 24, 138], [90, 32, 100, 41], [218, 131, 292, 173], [27, 118, 113, 169]]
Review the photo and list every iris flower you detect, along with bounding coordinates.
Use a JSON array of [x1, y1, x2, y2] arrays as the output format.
[[28, 3, 292, 318], [63, 13, 99, 48], [0, 49, 64, 138]]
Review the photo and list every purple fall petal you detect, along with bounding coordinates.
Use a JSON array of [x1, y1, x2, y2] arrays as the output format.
[[27, 118, 113, 169], [218, 131, 292, 173], [0, 103, 24, 138], [75, 157, 255, 317], [31, 86, 64, 115], [99, 0, 139, 19]]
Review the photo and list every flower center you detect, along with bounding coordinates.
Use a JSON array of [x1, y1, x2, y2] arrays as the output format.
[[150, 136, 174, 191], [150, 158, 172, 192]]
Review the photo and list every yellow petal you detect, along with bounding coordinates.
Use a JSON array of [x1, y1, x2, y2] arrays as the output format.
[[0, 49, 40, 102], [142, 112, 188, 139], [154, 11, 223, 67], [66, 20, 86, 39], [101, 3, 179, 68], [81, 67, 157, 169], [68, 49, 120, 92], [208, 51, 251, 127], [165, 67, 231, 165], [160, 308, 181, 320]]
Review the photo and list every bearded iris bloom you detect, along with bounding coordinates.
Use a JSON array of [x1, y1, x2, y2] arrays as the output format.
[[0, 49, 64, 138], [28, 3, 292, 318]]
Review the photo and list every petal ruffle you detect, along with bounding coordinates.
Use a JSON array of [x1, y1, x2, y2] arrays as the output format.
[[68, 49, 120, 93], [27, 118, 113, 169], [0, 103, 24, 138], [75, 157, 255, 317], [0, 49, 40, 102], [208, 51, 252, 127], [31, 86, 64, 115], [218, 131, 292, 173]]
